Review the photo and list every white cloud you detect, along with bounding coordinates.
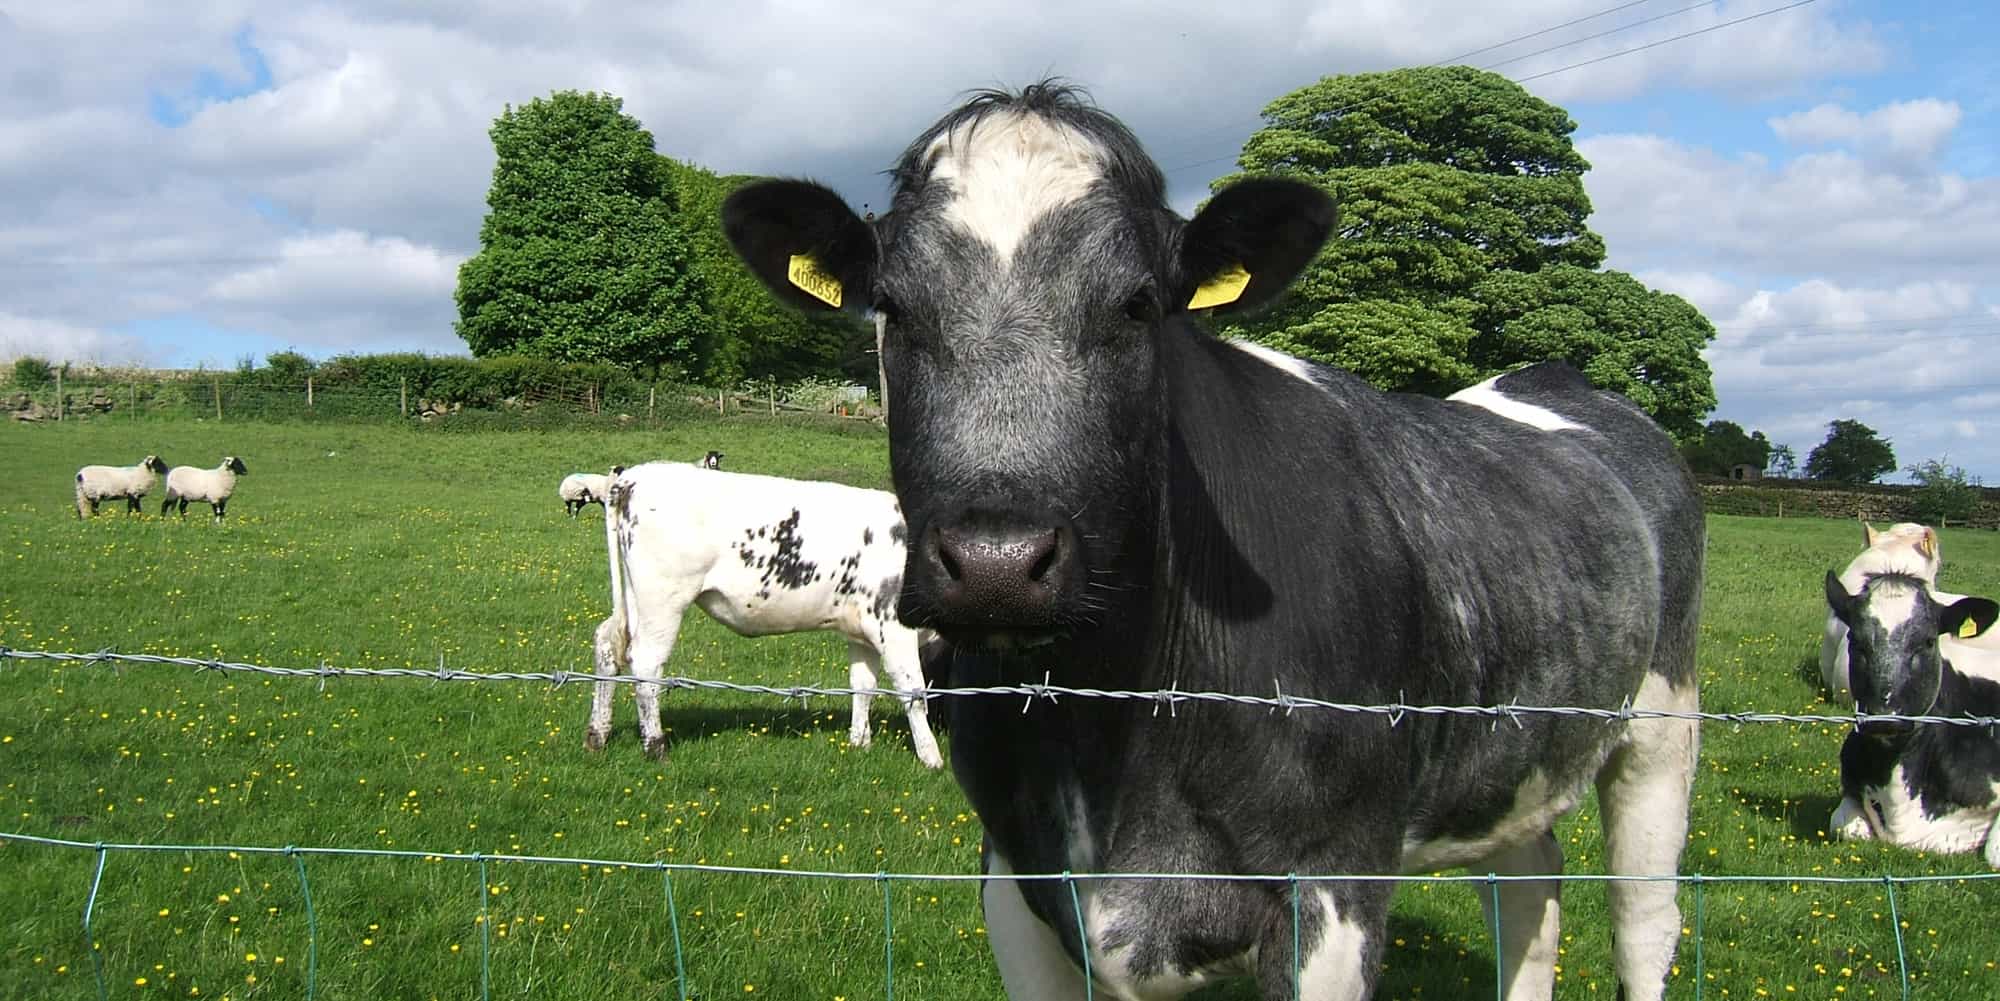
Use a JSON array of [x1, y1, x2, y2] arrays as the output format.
[[0, 311, 155, 366], [1768, 99, 1962, 166], [206, 229, 463, 307], [1581, 131, 2000, 287]]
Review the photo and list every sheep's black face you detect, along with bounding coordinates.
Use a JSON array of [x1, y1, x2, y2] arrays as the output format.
[[226, 457, 248, 474], [145, 456, 168, 473]]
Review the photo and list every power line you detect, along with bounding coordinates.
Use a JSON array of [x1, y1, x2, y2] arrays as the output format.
[[1477, 0, 1726, 74], [1155, 0, 1710, 162], [1163, 0, 1823, 175], [1513, 0, 1820, 84]]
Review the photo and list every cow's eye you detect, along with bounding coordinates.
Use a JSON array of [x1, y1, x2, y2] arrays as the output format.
[[1122, 282, 1158, 323]]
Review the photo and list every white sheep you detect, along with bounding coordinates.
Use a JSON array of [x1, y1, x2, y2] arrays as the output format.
[[559, 465, 625, 518], [74, 455, 168, 518], [162, 456, 249, 523]]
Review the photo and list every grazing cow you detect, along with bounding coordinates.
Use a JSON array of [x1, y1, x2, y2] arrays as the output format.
[[559, 466, 624, 518], [1823, 570, 2000, 868], [587, 461, 942, 768], [723, 83, 1704, 1001], [700, 450, 726, 470], [1818, 522, 1977, 697]]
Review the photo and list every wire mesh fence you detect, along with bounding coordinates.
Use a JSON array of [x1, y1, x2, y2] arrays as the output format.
[[4, 645, 1995, 1001]]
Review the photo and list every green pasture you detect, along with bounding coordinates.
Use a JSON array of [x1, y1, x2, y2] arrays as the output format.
[[2, 417, 1997, 1000]]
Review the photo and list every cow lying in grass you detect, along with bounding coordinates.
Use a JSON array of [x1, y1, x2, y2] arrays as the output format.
[[1824, 570, 2000, 868], [586, 461, 943, 768], [1821, 522, 1952, 698]]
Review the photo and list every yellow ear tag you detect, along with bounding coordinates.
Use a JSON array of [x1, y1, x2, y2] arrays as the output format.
[[1187, 263, 1251, 310], [787, 254, 843, 308], [1961, 618, 1981, 639]]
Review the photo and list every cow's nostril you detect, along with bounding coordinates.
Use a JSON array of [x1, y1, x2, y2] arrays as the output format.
[[1027, 532, 1059, 581], [937, 540, 963, 581]]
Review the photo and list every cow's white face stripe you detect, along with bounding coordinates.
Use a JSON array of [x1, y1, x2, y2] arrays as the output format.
[[1448, 374, 1583, 431], [927, 112, 1106, 263]]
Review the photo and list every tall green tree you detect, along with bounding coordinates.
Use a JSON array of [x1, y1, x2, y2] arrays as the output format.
[[1805, 420, 1896, 484], [1219, 66, 1716, 436], [1906, 459, 1982, 525], [661, 158, 865, 387], [455, 91, 715, 377]]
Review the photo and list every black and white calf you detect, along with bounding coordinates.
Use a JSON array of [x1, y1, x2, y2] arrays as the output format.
[[726, 83, 1705, 1001], [1824, 570, 2000, 868], [587, 461, 942, 768]]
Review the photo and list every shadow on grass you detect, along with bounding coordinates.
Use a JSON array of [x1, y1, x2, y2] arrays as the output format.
[[1736, 789, 1844, 844], [583, 699, 943, 757]]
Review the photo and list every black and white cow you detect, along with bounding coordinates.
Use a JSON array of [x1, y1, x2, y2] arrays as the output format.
[[700, 450, 726, 470], [1824, 570, 2000, 868], [724, 82, 1704, 1001], [588, 461, 942, 768]]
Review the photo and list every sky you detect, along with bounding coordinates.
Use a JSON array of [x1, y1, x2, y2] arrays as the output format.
[[2, 1, 1995, 482]]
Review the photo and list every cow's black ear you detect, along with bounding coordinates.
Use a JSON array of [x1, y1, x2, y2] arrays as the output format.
[[1939, 595, 2000, 639], [1825, 570, 1858, 621], [723, 180, 878, 315], [1175, 178, 1336, 316]]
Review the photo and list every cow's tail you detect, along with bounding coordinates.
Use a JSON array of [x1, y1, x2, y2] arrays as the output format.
[[598, 471, 637, 666]]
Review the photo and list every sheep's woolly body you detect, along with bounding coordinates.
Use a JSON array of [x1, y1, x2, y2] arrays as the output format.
[[163, 456, 248, 522], [75, 455, 168, 518], [559, 467, 623, 517]]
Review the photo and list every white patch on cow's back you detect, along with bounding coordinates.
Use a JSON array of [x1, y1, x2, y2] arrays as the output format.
[[927, 112, 1106, 262], [1226, 339, 1321, 387], [1447, 374, 1583, 431]]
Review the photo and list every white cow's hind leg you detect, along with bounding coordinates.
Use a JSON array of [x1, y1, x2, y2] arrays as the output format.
[[627, 611, 688, 760], [983, 848, 1094, 1000], [1472, 833, 1563, 1001], [1983, 814, 2000, 870], [846, 641, 878, 750], [1595, 674, 1699, 1001], [876, 634, 944, 769], [584, 616, 623, 751]]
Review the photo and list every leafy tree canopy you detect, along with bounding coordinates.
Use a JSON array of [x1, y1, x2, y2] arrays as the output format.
[[455, 91, 715, 378], [1680, 420, 1772, 477], [1907, 458, 1982, 526], [1218, 66, 1715, 437], [661, 159, 871, 387], [1805, 419, 1896, 484]]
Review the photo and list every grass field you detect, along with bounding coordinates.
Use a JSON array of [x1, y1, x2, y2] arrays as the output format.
[[3, 416, 1999, 1001]]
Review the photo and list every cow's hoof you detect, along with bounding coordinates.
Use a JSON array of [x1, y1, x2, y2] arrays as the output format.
[[584, 730, 608, 752], [643, 736, 669, 760]]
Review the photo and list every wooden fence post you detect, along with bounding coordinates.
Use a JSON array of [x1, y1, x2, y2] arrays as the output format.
[[213, 376, 222, 421], [717, 389, 725, 416], [769, 384, 776, 416], [400, 377, 408, 418], [307, 376, 314, 410], [54, 369, 63, 421], [648, 386, 656, 421]]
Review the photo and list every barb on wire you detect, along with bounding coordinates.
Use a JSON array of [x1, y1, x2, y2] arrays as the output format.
[[9, 646, 2000, 729]]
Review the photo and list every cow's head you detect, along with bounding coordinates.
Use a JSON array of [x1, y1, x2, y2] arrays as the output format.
[[725, 82, 1333, 648], [1825, 570, 1999, 735]]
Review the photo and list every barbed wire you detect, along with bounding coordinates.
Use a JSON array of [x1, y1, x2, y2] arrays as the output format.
[[6, 646, 1996, 730]]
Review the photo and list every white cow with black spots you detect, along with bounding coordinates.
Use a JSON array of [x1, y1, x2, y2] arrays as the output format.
[[585, 461, 942, 768]]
